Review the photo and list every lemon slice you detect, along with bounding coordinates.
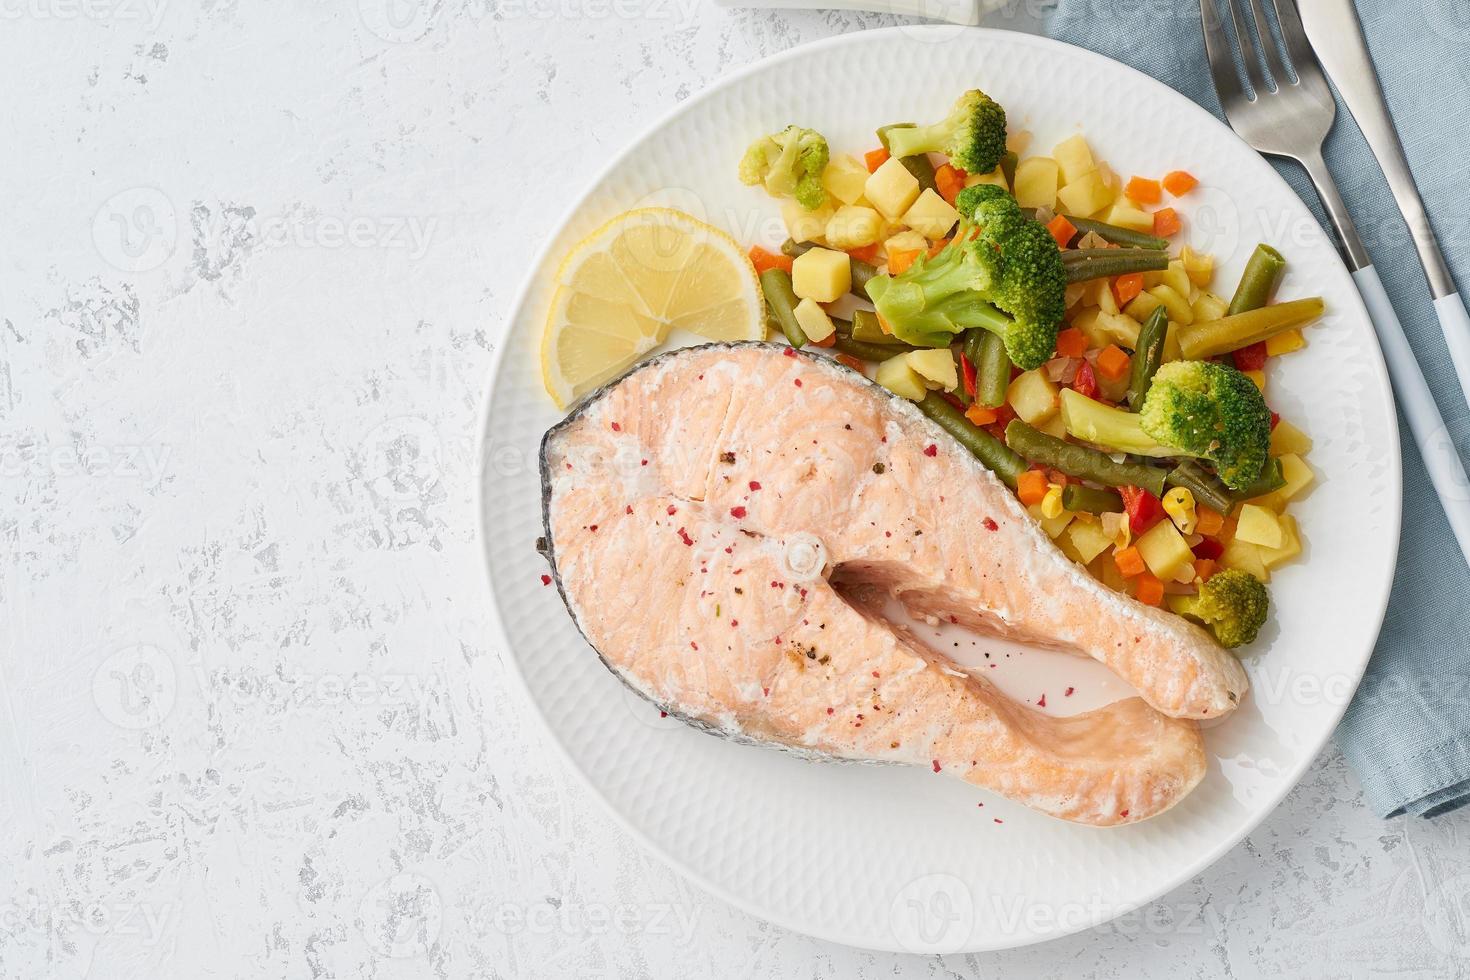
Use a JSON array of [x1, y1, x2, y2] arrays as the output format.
[[541, 208, 763, 408]]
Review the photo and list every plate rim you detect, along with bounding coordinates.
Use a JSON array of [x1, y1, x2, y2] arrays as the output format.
[[476, 24, 1404, 952]]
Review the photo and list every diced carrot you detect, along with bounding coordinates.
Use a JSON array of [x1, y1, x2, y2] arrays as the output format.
[[810, 332, 836, 348], [748, 245, 793, 275], [1113, 272, 1144, 307], [1193, 558, 1218, 582], [865, 147, 890, 173], [1134, 572, 1165, 606], [888, 248, 922, 276], [1153, 207, 1183, 237], [965, 404, 997, 426], [1195, 506, 1226, 537], [935, 163, 967, 205], [1096, 344, 1131, 382], [927, 238, 949, 258], [1162, 170, 1198, 196], [1125, 176, 1162, 205], [1054, 327, 1087, 358], [847, 242, 884, 266], [877, 313, 893, 335], [1045, 214, 1077, 250], [836, 354, 866, 371], [1017, 470, 1049, 506], [1114, 546, 1147, 578]]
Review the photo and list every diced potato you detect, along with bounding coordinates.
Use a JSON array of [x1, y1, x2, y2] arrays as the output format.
[[1259, 513, 1302, 569], [1027, 503, 1073, 539], [1086, 277, 1119, 315], [1064, 282, 1088, 311], [1191, 291, 1228, 322], [1135, 519, 1194, 580], [1148, 284, 1194, 325], [791, 247, 851, 302], [884, 230, 928, 263], [1104, 203, 1154, 234], [1124, 291, 1165, 323], [822, 154, 870, 206], [1094, 310, 1142, 348], [1266, 328, 1307, 356], [782, 199, 834, 244], [963, 166, 1009, 191], [905, 349, 958, 391], [875, 354, 928, 401], [1220, 538, 1270, 581], [1269, 419, 1313, 457], [1057, 169, 1115, 217], [1007, 369, 1060, 425], [1064, 518, 1114, 564], [1180, 246, 1215, 287], [1235, 504, 1283, 548], [1013, 157, 1060, 210], [1036, 413, 1070, 440], [824, 205, 884, 250], [792, 298, 835, 343], [864, 157, 922, 222], [1163, 321, 1184, 362], [901, 189, 961, 240], [1052, 134, 1096, 186], [1141, 269, 1167, 289], [1254, 454, 1314, 510], [1071, 309, 1108, 350], [1242, 369, 1266, 391], [1163, 260, 1192, 298]]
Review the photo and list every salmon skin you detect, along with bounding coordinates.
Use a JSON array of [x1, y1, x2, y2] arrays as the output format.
[[541, 343, 1241, 825]]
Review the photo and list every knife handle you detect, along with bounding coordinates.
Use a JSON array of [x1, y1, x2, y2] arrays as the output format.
[[1353, 266, 1470, 566], [1435, 294, 1470, 407]]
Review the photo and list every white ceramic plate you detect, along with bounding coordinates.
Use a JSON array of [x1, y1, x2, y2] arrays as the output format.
[[478, 27, 1401, 952]]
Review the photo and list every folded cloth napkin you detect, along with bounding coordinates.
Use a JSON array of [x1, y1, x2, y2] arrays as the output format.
[[1045, 0, 1470, 817]]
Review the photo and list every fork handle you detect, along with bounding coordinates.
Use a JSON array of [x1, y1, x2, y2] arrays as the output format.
[[1354, 266, 1470, 565]]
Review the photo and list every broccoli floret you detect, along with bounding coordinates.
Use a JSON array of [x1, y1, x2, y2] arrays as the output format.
[[1170, 569, 1269, 649], [865, 188, 1064, 368], [739, 126, 830, 210], [1139, 361, 1272, 490], [884, 90, 1007, 176]]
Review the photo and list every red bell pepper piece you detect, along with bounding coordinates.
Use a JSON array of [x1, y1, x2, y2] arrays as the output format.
[[1192, 538, 1225, 561], [960, 353, 977, 398], [1233, 341, 1268, 372], [1072, 359, 1098, 400], [1119, 485, 1164, 534]]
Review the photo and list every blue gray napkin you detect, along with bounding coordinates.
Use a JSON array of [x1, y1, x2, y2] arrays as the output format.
[[1045, 0, 1470, 817]]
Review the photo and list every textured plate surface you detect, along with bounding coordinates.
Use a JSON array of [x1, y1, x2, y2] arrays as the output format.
[[479, 27, 1400, 952]]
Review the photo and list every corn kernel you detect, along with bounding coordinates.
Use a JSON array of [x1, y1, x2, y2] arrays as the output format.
[[1040, 484, 1065, 520], [1163, 486, 1198, 535], [1100, 510, 1131, 550]]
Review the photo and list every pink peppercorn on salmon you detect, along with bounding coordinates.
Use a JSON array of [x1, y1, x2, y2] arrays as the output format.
[[541, 343, 1244, 825]]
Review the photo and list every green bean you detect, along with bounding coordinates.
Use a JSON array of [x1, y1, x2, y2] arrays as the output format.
[[850, 257, 880, 299], [780, 238, 813, 259], [1062, 215, 1168, 250], [1004, 419, 1169, 496], [1062, 483, 1124, 514], [1165, 461, 1234, 514], [1127, 306, 1168, 411], [1000, 151, 1018, 189], [833, 335, 911, 362], [847, 309, 902, 345], [778, 238, 878, 300], [1063, 248, 1171, 283], [919, 393, 1028, 489], [1177, 297, 1325, 360], [1229, 456, 1286, 501], [1227, 243, 1286, 315], [759, 268, 807, 348], [967, 329, 1010, 409]]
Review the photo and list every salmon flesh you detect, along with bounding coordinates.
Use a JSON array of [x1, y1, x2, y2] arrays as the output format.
[[541, 343, 1246, 825]]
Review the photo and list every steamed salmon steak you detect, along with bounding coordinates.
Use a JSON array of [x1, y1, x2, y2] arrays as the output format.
[[541, 343, 1242, 825]]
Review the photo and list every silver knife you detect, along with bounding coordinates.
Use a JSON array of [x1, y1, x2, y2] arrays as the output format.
[[1298, 0, 1470, 404]]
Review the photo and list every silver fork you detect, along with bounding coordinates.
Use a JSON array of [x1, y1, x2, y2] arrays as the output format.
[[1200, 0, 1470, 567]]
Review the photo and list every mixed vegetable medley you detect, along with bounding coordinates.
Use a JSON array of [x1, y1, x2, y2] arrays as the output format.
[[741, 90, 1324, 649]]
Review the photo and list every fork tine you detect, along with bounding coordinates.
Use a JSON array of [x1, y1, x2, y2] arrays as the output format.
[[1247, 0, 1292, 85], [1224, 0, 1267, 93], [1200, 0, 1249, 107], [1268, 0, 1320, 78]]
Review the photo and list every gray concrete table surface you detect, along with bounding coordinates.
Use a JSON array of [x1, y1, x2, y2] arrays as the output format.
[[2, 2, 1468, 977]]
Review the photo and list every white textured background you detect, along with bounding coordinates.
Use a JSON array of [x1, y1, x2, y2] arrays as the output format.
[[2, 2, 1469, 977]]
